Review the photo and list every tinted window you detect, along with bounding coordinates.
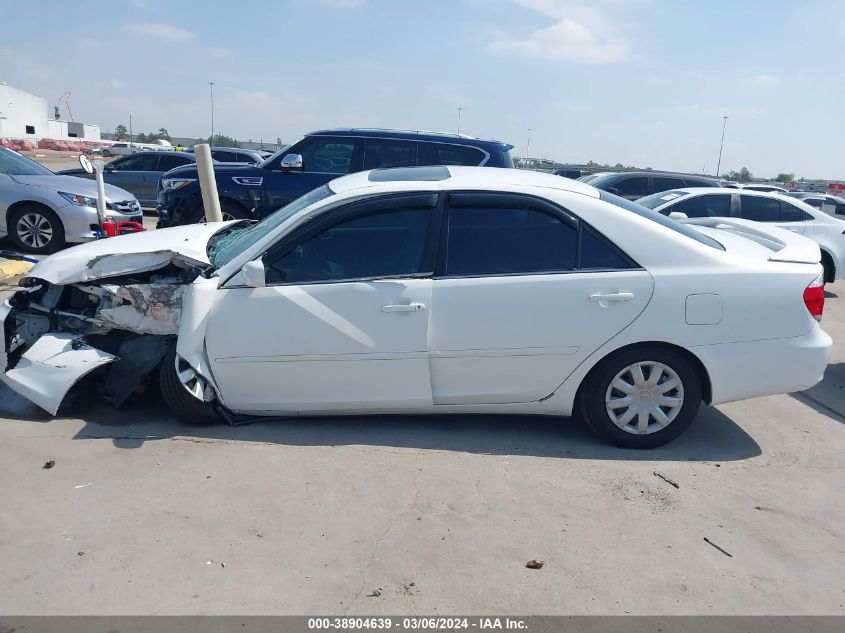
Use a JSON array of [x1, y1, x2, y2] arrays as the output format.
[[580, 226, 634, 270], [740, 195, 781, 222], [653, 177, 685, 192], [157, 155, 192, 171], [445, 200, 578, 276], [673, 194, 732, 218], [212, 151, 235, 162], [428, 143, 486, 166], [112, 154, 158, 170], [613, 177, 648, 197], [683, 178, 715, 188], [599, 190, 725, 251], [779, 200, 806, 222], [363, 139, 418, 170], [299, 138, 356, 173], [265, 206, 432, 284], [802, 198, 824, 208]]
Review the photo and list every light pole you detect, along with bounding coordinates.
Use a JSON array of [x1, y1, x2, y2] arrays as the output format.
[[457, 107, 462, 134], [715, 116, 728, 177], [526, 128, 532, 160], [209, 82, 215, 143]]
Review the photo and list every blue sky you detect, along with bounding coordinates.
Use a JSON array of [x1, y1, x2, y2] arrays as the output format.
[[1, 0, 843, 178]]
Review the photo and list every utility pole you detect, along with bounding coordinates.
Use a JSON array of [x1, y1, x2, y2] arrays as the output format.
[[457, 107, 462, 134], [129, 113, 133, 146], [526, 128, 532, 160], [209, 81, 215, 144], [716, 116, 728, 177]]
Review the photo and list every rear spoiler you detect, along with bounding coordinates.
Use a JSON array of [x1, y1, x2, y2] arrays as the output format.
[[681, 217, 821, 264]]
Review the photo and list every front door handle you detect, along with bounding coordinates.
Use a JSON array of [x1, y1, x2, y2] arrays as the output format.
[[590, 292, 634, 303], [381, 303, 426, 313]]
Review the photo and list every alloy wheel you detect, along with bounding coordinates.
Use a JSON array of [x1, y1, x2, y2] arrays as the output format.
[[605, 361, 684, 435], [175, 355, 214, 402], [17, 213, 54, 249]]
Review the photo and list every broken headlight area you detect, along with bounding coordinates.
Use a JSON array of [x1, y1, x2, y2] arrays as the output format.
[[3, 264, 199, 412]]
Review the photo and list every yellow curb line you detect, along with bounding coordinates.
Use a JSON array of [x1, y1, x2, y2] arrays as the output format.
[[0, 259, 35, 281]]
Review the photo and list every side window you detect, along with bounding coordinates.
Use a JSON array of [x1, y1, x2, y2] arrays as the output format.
[[683, 178, 714, 188], [363, 140, 419, 170], [580, 226, 635, 270], [780, 200, 807, 222], [298, 138, 357, 173], [264, 203, 434, 284], [112, 154, 158, 171], [212, 151, 235, 162], [428, 143, 486, 166], [613, 177, 648, 197], [157, 155, 192, 171], [803, 198, 823, 209], [444, 196, 578, 276], [653, 177, 685, 192], [674, 194, 732, 218], [739, 195, 781, 222]]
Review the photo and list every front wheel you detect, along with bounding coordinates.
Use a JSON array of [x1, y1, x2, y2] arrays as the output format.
[[190, 200, 248, 224], [159, 346, 222, 425], [101, 149, 111, 157], [9, 205, 65, 254], [581, 347, 702, 448]]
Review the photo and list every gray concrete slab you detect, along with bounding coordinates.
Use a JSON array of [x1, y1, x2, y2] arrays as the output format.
[[0, 282, 843, 615]]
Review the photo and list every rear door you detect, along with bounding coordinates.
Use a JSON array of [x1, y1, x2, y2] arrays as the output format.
[[739, 194, 806, 234], [428, 192, 654, 405], [652, 176, 685, 195], [612, 176, 649, 200]]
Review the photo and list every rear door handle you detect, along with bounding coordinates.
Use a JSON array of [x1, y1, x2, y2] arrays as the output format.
[[381, 303, 426, 313], [590, 292, 634, 303]]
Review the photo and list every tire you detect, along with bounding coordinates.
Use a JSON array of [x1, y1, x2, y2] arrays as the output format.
[[8, 205, 65, 254], [159, 346, 223, 425], [581, 347, 702, 449], [190, 200, 248, 224], [101, 149, 111, 157], [821, 252, 834, 284]]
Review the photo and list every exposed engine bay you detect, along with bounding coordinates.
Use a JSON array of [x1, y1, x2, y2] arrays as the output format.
[[2, 261, 202, 414]]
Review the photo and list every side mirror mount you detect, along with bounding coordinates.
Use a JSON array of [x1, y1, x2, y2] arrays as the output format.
[[279, 153, 303, 171], [241, 259, 266, 288], [668, 211, 688, 220], [104, 163, 116, 172]]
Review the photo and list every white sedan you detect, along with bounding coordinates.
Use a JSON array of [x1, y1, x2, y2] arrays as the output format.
[[637, 187, 845, 283], [0, 167, 832, 448]]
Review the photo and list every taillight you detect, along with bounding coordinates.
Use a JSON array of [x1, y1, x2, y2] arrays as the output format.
[[803, 273, 825, 321]]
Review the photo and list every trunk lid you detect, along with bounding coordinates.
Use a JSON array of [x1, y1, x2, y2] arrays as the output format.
[[683, 217, 820, 265]]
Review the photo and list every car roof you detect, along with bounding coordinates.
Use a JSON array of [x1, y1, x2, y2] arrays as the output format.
[[307, 128, 513, 150], [597, 171, 716, 181], [328, 166, 600, 198], [664, 187, 783, 197]]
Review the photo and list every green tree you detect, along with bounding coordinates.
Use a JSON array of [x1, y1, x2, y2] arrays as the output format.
[[210, 134, 241, 148], [775, 172, 795, 184], [135, 132, 148, 143], [156, 127, 170, 141], [726, 166, 753, 182], [114, 124, 128, 140]]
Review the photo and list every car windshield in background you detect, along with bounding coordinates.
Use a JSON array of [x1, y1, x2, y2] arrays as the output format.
[[208, 184, 335, 269], [636, 190, 688, 209], [0, 147, 54, 176], [599, 190, 725, 251]]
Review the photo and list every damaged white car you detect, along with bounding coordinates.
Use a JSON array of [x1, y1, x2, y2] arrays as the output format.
[[0, 166, 833, 448]]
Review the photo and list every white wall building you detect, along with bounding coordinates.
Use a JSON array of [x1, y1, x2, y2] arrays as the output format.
[[0, 82, 100, 141]]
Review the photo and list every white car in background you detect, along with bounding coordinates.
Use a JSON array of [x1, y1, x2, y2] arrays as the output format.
[[638, 187, 845, 283], [0, 167, 831, 448]]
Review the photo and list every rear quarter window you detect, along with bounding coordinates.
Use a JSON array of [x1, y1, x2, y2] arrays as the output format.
[[428, 143, 486, 166]]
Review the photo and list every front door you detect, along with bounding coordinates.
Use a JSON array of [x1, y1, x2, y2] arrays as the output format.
[[739, 194, 805, 234], [428, 192, 654, 405], [104, 153, 160, 204], [205, 192, 440, 413], [261, 136, 361, 214]]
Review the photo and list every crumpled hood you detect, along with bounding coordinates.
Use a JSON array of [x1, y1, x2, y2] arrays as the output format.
[[25, 221, 237, 284], [11, 174, 136, 203]]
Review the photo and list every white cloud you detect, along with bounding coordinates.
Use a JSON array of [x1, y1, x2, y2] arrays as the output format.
[[126, 23, 195, 41], [207, 47, 232, 59], [750, 73, 781, 86], [487, 0, 630, 63]]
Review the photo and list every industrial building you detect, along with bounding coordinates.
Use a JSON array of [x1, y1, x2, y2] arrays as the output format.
[[0, 82, 100, 142]]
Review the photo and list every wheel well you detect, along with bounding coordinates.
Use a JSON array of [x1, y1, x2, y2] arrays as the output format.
[[5, 200, 57, 229], [575, 341, 713, 408], [820, 249, 835, 283]]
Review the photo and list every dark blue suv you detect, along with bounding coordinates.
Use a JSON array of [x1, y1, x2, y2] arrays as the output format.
[[156, 128, 514, 227]]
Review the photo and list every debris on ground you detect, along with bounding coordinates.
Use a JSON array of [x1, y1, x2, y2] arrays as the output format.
[[526, 559, 545, 569], [77, 551, 84, 556], [703, 537, 732, 558], [653, 471, 680, 489], [74, 483, 93, 489], [42, 460, 55, 469], [367, 588, 382, 597]]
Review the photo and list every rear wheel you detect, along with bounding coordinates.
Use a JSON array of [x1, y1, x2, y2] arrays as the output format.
[[581, 347, 702, 448], [159, 346, 222, 425], [9, 205, 65, 254], [821, 252, 835, 284], [101, 149, 111, 157]]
